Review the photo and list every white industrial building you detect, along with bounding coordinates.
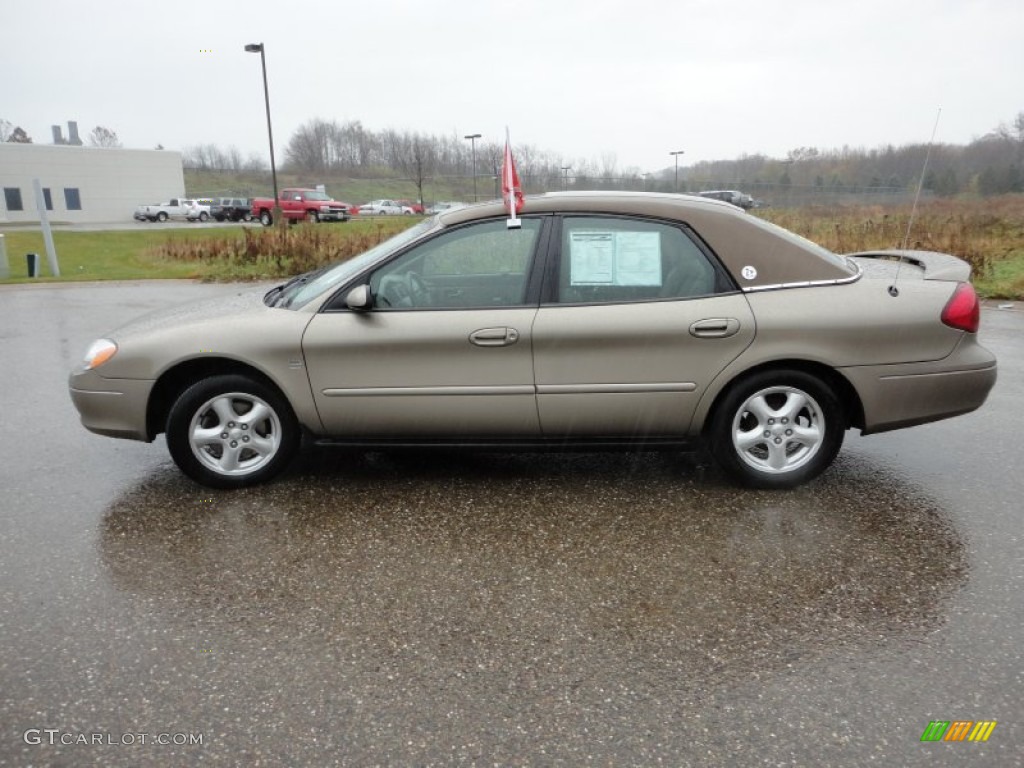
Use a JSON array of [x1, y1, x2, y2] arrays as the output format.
[[0, 142, 184, 225]]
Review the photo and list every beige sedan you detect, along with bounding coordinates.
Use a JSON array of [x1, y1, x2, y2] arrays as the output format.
[[70, 192, 997, 489]]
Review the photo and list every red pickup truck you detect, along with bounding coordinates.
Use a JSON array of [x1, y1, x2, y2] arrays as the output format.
[[252, 189, 351, 225]]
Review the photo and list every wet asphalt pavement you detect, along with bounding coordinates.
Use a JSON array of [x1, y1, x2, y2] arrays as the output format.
[[0, 282, 1021, 767]]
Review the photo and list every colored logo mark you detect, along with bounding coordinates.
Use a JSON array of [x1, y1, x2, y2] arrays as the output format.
[[920, 720, 997, 742]]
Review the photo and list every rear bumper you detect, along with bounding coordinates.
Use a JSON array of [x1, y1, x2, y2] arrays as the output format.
[[840, 338, 997, 434], [69, 369, 154, 442]]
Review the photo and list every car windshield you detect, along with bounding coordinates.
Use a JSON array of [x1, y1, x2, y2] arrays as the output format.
[[273, 219, 436, 309], [301, 191, 331, 201]]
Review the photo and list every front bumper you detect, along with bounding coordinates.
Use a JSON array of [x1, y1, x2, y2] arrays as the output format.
[[69, 368, 155, 441]]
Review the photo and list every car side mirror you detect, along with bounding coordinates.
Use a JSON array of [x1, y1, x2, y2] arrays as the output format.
[[345, 284, 374, 311]]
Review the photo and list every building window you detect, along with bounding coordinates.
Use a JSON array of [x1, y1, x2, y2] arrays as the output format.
[[43, 188, 53, 210], [3, 187, 23, 211], [64, 188, 82, 210]]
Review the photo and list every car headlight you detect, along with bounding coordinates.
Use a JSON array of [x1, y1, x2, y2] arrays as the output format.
[[83, 339, 118, 370]]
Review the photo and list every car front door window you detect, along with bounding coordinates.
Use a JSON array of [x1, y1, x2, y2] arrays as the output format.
[[369, 218, 542, 309]]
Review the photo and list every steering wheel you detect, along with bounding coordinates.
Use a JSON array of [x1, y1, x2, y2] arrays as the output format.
[[405, 271, 429, 307]]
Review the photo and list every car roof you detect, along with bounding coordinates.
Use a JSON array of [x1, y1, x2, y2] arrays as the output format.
[[438, 191, 854, 289]]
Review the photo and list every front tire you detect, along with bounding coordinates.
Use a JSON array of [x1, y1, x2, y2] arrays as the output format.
[[307, 210, 319, 223], [198, 211, 209, 222], [166, 374, 299, 489], [709, 369, 845, 489]]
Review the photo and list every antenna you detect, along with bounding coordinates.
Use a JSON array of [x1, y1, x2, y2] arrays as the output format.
[[889, 107, 942, 297]]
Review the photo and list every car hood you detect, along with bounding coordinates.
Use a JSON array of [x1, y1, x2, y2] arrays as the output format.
[[88, 285, 318, 382], [105, 287, 273, 341]]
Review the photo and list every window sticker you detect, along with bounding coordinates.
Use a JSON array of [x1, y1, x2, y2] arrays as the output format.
[[569, 231, 661, 286]]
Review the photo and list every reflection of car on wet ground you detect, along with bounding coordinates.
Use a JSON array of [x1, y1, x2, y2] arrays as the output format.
[[70, 191, 996, 490]]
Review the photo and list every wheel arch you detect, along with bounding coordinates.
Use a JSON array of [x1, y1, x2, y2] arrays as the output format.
[[146, 357, 293, 440], [700, 359, 866, 438]]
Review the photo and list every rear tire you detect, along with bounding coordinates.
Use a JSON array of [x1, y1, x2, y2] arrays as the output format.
[[259, 210, 272, 226], [166, 374, 299, 489], [157, 212, 168, 222], [709, 369, 845, 489]]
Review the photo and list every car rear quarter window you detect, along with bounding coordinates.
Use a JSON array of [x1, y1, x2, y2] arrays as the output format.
[[554, 216, 720, 304]]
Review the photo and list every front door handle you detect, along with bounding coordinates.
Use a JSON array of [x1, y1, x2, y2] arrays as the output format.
[[469, 327, 520, 347], [689, 318, 740, 338]]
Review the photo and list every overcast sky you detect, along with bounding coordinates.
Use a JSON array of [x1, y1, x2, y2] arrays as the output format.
[[4, 0, 1022, 173]]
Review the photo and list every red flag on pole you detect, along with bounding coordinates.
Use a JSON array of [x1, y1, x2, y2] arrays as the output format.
[[502, 128, 524, 225]]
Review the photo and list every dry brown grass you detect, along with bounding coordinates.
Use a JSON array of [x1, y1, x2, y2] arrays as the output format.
[[758, 196, 1024, 281], [150, 220, 416, 280]]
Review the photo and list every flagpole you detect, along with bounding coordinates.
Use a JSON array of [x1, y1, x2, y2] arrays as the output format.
[[506, 126, 521, 229]]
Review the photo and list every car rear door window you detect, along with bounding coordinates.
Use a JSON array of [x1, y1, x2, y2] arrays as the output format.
[[553, 216, 719, 304]]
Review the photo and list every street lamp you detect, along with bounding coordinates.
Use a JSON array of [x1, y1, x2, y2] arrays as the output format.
[[670, 150, 685, 193], [641, 172, 649, 191], [464, 133, 481, 202], [561, 166, 572, 191], [245, 42, 279, 222]]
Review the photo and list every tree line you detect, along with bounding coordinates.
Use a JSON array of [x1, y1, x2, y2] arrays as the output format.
[[686, 112, 1024, 198], [7, 111, 1022, 199], [231, 111, 1024, 199]]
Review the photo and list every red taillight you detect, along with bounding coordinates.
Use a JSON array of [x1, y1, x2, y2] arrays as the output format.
[[941, 283, 980, 333]]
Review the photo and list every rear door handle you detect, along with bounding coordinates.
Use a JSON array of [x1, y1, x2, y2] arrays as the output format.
[[469, 327, 520, 347], [689, 318, 740, 338]]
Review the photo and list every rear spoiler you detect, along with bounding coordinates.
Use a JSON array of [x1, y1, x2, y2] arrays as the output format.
[[844, 249, 971, 282]]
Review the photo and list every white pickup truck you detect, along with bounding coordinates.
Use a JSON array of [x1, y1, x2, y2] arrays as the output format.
[[133, 198, 212, 222]]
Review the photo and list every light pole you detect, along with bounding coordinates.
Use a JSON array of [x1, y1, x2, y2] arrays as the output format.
[[670, 150, 685, 193], [245, 43, 279, 222], [641, 172, 649, 191], [464, 133, 481, 202], [561, 166, 571, 191]]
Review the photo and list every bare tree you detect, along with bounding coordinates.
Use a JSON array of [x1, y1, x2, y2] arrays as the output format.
[[88, 126, 122, 148], [7, 126, 32, 143], [390, 132, 437, 206], [0, 119, 12, 142]]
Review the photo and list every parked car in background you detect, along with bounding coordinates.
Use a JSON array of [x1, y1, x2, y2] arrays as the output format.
[[397, 199, 425, 214], [73, 191, 996, 490], [424, 201, 464, 215], [251, 189, 351, 226], [185, 199, 214, 222], [698, 190, 754, 210], [133, 198, 196, 222], [358, 199, 414, 215], [211, 198, 253, 222]]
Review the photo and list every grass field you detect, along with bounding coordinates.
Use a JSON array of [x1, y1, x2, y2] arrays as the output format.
[[0, 219, 418, 284], [0, 227, 235, 283], [757, 196, 1024, 299], [3, 197, 1023, 298]]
